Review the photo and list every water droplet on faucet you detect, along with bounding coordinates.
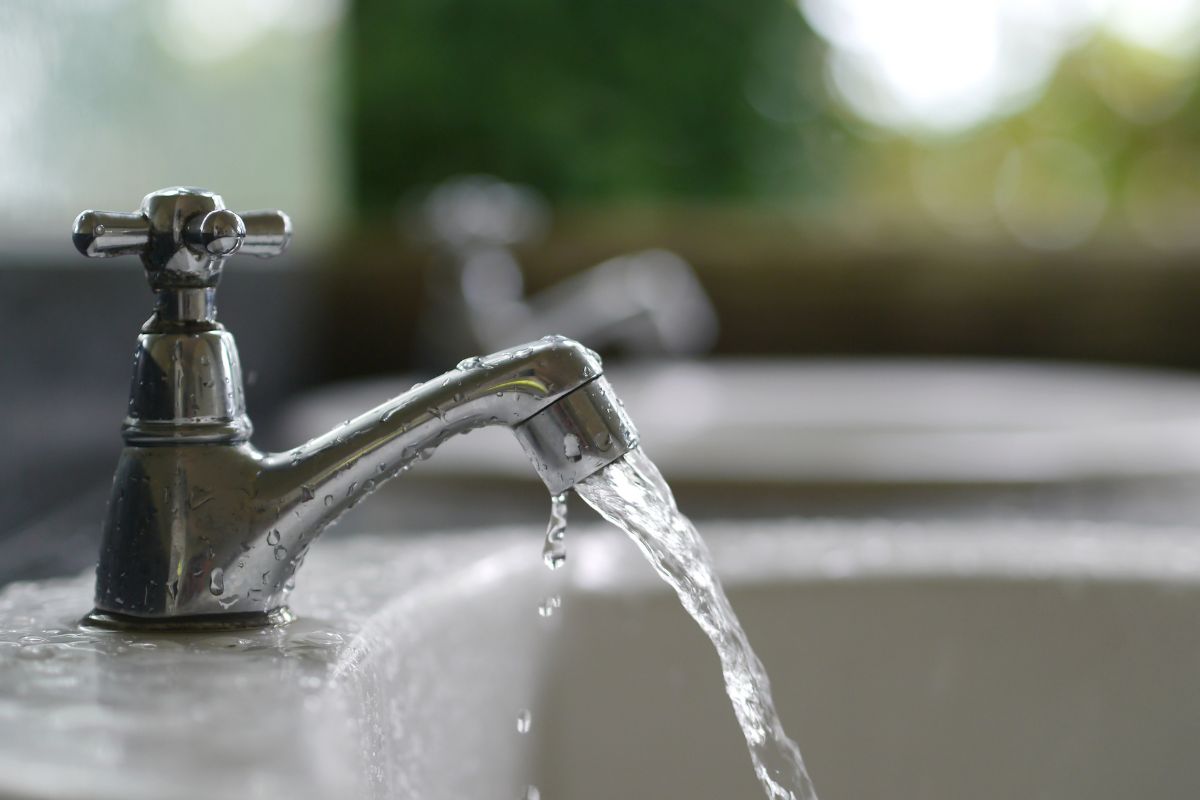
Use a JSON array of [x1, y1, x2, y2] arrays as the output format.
[[562, 433, 582, 461], [208, 567, 225, 595], [266, 530, 281, 546], [456, 355, 484, 370]]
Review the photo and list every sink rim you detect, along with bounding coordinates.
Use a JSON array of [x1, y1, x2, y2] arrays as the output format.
[[1, 520, 1196, 800], [553, 519, 1200, 594]]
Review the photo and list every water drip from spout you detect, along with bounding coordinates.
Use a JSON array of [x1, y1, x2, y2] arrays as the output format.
[[541, 493, 568, 570]]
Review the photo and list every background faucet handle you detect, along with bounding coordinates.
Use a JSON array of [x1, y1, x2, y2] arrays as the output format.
[[72, 210, 151, 258], [236, 210, 292, 257]]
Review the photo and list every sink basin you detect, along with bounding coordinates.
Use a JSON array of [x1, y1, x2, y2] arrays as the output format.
[[1, 520, 1198, 799], [543, 525, 1200, 800]]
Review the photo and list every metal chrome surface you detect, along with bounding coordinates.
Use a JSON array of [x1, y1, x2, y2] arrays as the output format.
[[74, 188, 637, 627], [515, 378, 639, 495], [74, 187, 291, 326]]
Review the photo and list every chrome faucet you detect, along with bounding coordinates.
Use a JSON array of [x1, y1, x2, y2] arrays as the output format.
[[73, 187, 637, 629]]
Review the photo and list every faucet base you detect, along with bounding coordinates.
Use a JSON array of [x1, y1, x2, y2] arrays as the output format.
[[81, 607, 296, 632]]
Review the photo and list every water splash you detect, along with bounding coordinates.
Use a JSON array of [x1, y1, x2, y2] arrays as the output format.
[[542, 492, 568, 570], [576, 447, 818, 800]]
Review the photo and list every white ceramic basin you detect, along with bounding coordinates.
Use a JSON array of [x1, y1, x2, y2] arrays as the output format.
[[278, 359, 1200, 485], [2, 521, 1199, 799]]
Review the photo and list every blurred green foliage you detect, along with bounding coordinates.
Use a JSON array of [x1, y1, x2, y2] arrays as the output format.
[[834, 35, 1200, 251], [349, 0, 831, 212]]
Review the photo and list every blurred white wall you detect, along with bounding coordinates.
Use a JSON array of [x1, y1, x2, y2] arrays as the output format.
[[0, 0, 348, 258]]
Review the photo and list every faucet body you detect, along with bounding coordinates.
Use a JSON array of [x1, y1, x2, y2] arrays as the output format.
[[76, 188, 637, 628]]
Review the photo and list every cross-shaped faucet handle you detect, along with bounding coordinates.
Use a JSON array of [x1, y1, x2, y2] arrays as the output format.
[[72, 187, 291, 290]]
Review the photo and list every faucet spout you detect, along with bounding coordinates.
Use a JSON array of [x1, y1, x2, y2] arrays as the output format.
[[256, 335, 635, 545], [89, 336, 637, 628]]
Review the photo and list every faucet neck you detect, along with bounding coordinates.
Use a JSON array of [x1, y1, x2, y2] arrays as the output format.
[[150, 287, 219, 327], [122, 326, 252, 445]]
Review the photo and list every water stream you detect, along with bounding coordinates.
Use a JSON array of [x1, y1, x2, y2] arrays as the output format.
[[575, 447, 819, 800]]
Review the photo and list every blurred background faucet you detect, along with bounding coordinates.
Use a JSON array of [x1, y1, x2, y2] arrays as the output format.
[[411, 175, 718, 366]]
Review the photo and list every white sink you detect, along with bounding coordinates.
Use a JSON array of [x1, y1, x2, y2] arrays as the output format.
[[2, 521, 1198, 799]]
